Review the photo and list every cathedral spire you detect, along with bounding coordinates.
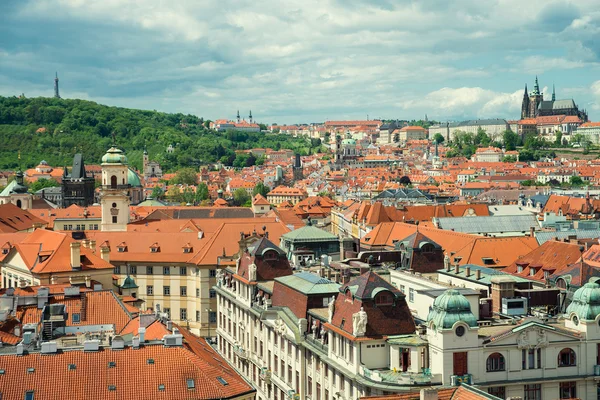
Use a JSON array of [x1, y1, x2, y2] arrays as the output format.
[[552, 84, 556, 101], [533, 76, 540, 95], [236, 110, 240, 124], [54, 72, 60, 99], [249, 110, 253, 123]]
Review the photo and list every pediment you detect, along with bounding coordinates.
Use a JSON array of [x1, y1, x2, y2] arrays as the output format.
[[484, 320, 580, 348]]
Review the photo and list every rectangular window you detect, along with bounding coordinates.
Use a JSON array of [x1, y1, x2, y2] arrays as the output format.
[[114, 266, 121, 274], [72, 313, 81, 323], [409, 288, 415, 302], [274, 355, 278, 375], [163, 267, 170, 275], [147, 266, 153, 275], [196, 310, 200, 322], [112, 216, 117, 224], [180, 286, 187, 296], [147, 285, 153, 296], [180, 308, 187, 320], [180, 267, 187, 276], [524, 384, 541, 400], [308, 377, 312, 396], [488, 387, 505, 398], [196, 288, 200, 297], [130, 266, 137, 275], [164, 308, 170, 317], [210, 289, 216, 298], [400, 285, 405, 294], [164, 286, 170, 296], [210, 269, 217, 277], [209, 311, 217, 323], [559, 381, 576, 399], [288, 365, 292, 384]]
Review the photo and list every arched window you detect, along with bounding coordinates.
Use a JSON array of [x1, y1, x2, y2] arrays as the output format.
[[486, 353, 505, 372], [558, 348, 576, 367], [375, 291, 393, 306], [421, 243, 434, 253], [110, 175, 117, 188], [16, 200, 22, 209]]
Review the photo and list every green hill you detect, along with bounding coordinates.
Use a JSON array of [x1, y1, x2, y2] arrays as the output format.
[[0, 96, 319, 172]]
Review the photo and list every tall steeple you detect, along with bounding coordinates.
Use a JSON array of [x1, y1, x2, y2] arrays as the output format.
[[54, 72, 60, 99], [521, 84, 530, 120], [552, 84, 556, 101], [533, 76, 540, 95], [236, 110, 240, 124], [249, 110, 253, 124]]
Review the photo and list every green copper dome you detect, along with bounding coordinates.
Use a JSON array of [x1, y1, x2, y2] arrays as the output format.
[[121, 276, 138, 289], [341, 138, 356, 146], [102, 147, 128, 165], [566, 281, 600, 321], [128, 168, 142, 187], [427, 289, 477, 329]]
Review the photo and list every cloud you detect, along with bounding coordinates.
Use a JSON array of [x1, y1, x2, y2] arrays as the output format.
[[0, 0, 599, 122]]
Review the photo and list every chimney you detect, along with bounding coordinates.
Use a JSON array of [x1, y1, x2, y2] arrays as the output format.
[[454, 264, 460, 274], [476, 269, 481, 280], [529, 226, 535, 237], [70, 242, 81, 270], [465, 266, 471, 277], [89, 240, 96, 252], [138, 327, 146, 343], [420, 388, 438, 400], [81, 239, 89, 248], [100, 247, 110, 263]]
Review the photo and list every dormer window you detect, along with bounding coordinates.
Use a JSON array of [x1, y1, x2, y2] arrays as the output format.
[[183, 244, 192, 253], [150, 243, 160, 253], [117, 243, 127, 253], [517, 265, 523, 273], [530, 268, 537, 276]]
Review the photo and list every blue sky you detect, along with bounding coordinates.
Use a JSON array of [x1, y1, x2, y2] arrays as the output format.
[[1, 0, 599, 124]]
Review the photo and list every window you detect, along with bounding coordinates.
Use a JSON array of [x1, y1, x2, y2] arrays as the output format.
[[196, 310, 200, 322], [210, 289, 216, 298], [25, 391, 34, 400], [488, 387, 505, 398], [72, 313, 81, 324], [400, 285, 405, 294], [130, 266, 137, 275], [209, 311, 217, 323], [186, 379, 195, 390], [486, 353, 505, 372], [147, 266, 153, 275], [180, 267, 187, 276], [164, 308, 170, 317], [180, 308, 187, 320], [210, 269, 217, 277], [112, 216, 117, 224], [288, 365, 292, 384], [409, 288, 415, 302], [524, 384, 541, 400], [114, 266, 121, 274], [164, 286, 170, 296], [308, 377, 312, 396], [147, 285, 153, 296], [163, 267, 170, 275], [375, 292, 393, 306], [558, 348, 576, 367], [456, 326, 465, 337], [559, 381, 576, 399], [180, 286, 187, 296], [158, 384, 165, 391]]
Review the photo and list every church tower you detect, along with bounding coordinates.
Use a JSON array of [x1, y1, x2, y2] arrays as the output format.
[[236, 110, 241, 124], [528, 76, 543, 118], [100, 146, 130, 232], [142, 146, 149, 178], [54, 72, 60, 99], [249, 110, 253, 124], [520, 84, 530, 119]]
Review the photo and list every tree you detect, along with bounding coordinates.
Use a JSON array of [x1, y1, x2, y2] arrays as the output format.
[[195, 182, 209, 202], [569, 176, 584, 186], [29, 178, 59, 193], [253, 182, 269, 197], [554, 131, 563, 147], [181, 187, 195, 204], [502, 130, 519, 151], [502, 155, 517, 163], [399, 176, 411, 185], [474, 128, 491, 147], [151, 186, 165, 200], [170, 168, 198, 185], [433, 133, 445, 144], [166, 186, 183, 202], [233, 188, 250, 206], [548, 179, 560, 186]]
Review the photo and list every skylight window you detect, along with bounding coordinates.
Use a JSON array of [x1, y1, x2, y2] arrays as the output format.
[[108, 362, 116, 368], [186, 379, 195, 390], [108, 385, 116, 391], [217, 377, 229, 386], [25, 392, 34, 400], [147, 359, 155, 365], [26, 368, 34, 374], [158, 384, 165, 391], [68, 364, 76, 371]]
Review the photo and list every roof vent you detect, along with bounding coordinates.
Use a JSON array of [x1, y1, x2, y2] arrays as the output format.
[[16, 343, 24, 356], [83, 339, 100, 352], [163, 333, 183, 347], [132, 336, 140, 349], [41, 341, 58, 354], [63, 286, 79, 297]]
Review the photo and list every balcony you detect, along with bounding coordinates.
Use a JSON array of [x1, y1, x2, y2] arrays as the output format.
[[450, 374, 472, 386], [233, 345, 248, 360], [360, 366, 441, 386], [259, 367, 272, 384]]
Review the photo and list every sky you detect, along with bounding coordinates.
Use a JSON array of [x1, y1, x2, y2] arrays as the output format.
[[1, 0, 600, 124]]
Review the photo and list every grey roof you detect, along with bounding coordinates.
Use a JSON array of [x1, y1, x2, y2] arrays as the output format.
[[438, 264, 533, 285], [70, 153, 86, 179], [275, 272, 340, 295], [487, 205, 536, 216], [373, 188, 431, 200], [435, 215, 538, 235], [535, 229, 600, 245], [538, 99, 576, 110], [281, 225, 338, 242]]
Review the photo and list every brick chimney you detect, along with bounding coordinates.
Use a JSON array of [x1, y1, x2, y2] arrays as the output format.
[[476, 269, 481, 280], [420, 388, 438, 400], [89, 240, 96, 252], [70, 242, 81, 270], [490, 276, 515, 314], [465, 266, 471, 277], [100, 246, 110, 263]]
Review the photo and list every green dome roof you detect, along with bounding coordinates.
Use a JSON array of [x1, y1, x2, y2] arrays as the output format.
[[121, 276, 138, 289], [128, 168, 142, 187], [102, 147, 128, 165], [427, 289, 478, 329], [341, 139, 356, 145], [566, 281, 600, 321]]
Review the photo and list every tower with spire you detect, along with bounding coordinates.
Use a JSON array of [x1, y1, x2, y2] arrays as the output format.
[[249, 110, 253, 124], [520, 84, 530, 119], [552, 84, 556, 101], [236, 110, 241, 124], [54, 72, 60, 99]]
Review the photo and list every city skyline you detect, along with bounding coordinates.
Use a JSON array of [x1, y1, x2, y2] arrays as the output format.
[[1, 0, 599, 123]]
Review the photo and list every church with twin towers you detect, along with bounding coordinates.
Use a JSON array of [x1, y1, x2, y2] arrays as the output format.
[[520, 76, 588, 121]]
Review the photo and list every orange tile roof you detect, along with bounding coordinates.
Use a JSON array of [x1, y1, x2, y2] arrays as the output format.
[[0, 203, 47, 233]]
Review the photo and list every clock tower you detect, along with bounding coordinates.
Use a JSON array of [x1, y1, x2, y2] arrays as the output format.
[[100, 146, 130, 232]]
